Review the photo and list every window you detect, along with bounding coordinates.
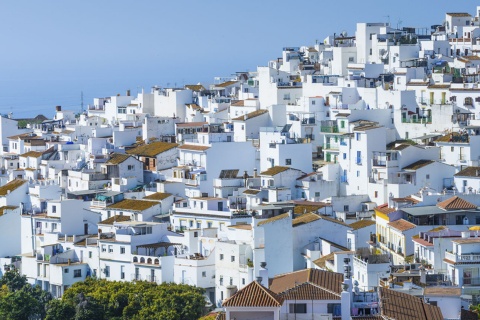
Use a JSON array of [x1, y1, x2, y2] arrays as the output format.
[[289, 303, 307, 314], [220, 254, 224, 260], [369, 48, 373, 55], [451, 146, 454, 152], [229, 277, 233, 285], [105, 266, 110, 278], [375, 191, 378, 198], [202, 271, 206, 277], [74, 269, 82, 278], [89, 251, 92, 258], [476, 216, 480, 225], [283, 93, 290, 100], [356, 171, 360, 177], [231, 256, 235, 262], [189, 220, 193, 227], [121, 266, 125, 279], [219, 276, 223, 286], [52, 223, 57, 230], [127, 165, 135, 170], [52, 206, 56, 213], [343, 153, 346, 160], [348, 57, 354, 62], [315, 192, 320, 197], [101, 245, 106, 252], [120, 247, 125, 254], [285, 159, 291, 165], [108, 245, 113, 253], [242, 278, 246, 285], [344, 205, 349, 212], [356, 133, 361, 141], [327, 303, 341, 316], [194, 231, 198, 237], [207, 222, 212, 228], [64, 268, 69, 274], [426, 174, 430, 180], [312, 100, 315, 105]]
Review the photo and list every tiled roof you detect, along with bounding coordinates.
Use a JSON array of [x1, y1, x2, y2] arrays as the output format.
[[0, 205, 18, 216], [222, 280, 283, 307], [292, 213, 320, 227], [293, 204, 325, 214], [437, 196, 477, 210], [107, 199, 158, 211], [215, 80, 238, 88], [375, 204, 396, 215], [349, 219, 376, 230], [379, 287, 443, 320], [243, 189, 261, 195], [260, 166, 290, 176], [126, 141, 178, 157], [176, 122, 207, 128], [177, 144, 210, 151], [143, 192, 172, 201], [106, 153, 131, 165], [428, 84, 450, 89], [435, 132, 465, 143], [279, 282, 340, 300], [452, 238, 480, 244], [455, 166, 480, 177], [446, 12, 471, 17], [402, 160, 434, 171], [231, 100, 245, 106], [20, 151, 42, 158], [319, 215, 350, 227], [387, 219, 416, 232], [99, 215, 131, 225], [0, 179, 27, 196], [232, 109, 268, 121], [423, 286, 461, 296], [184, 84, 206, 92], [269, 268, 343, 296], [312, 252, 335, 269], [257, 213, 290, 226]]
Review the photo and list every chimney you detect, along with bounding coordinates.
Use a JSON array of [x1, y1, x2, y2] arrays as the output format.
[[126, 89, 131, 96], [55, 105, 62, 112], [253, 168, 258, 178]]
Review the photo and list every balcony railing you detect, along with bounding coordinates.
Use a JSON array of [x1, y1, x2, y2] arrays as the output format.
[[445, 251, 480, 263], [320, 126, 339, 133], [401, 117, 432, 124]]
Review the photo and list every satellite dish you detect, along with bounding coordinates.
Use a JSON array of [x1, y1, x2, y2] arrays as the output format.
[[341, 30, 348, 37]]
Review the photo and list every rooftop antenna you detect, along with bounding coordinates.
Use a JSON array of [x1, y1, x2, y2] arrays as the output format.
[[384, 15, 390, 26]]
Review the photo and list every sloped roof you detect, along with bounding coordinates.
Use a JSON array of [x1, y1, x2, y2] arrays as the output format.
[[279, 282, 339, 300], [455, 166, 480, 177], [260, 166, 290, 176], [257, 213, 290, 226], [379, 287, 443, 320], [243, 189, 261, 195], [222, 280, 283, 307], [184, 84, 206, 92], [402, 160, 434, 171], [106, 153, 131, 165], [375, 203, 396, 215], [126, 141, 178, 157], [107, 199, 158, 212], [446, 12, 471, 17], [215, 80, 238, 88], [387, 219, 416, 232], [269, 268, 343, 296], [143, 192, 172, 201], [0, 179, 27, 196], [20, 151, 42, 158], [312, 252, 335, 269], [177, 144, 210, 151], [99, 215, 131, 225], [437, 196, 477, 210], [349, 219, 376, 230], [232, 109, 268, 121], [292, 213, 320, 227]]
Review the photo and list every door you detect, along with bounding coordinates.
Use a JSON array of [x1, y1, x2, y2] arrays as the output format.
[[218, 202, 223, 211], [84, 223, 88, 235]]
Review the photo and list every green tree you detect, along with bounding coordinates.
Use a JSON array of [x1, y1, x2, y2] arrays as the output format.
[[45, 299, 75, 320]]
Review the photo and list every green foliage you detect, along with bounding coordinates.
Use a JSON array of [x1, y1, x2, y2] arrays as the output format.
[[45, 299, 75, 320]]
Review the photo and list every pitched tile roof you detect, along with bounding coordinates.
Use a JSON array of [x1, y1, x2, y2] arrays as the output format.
[[455, 166, 480, 177], [349, 219, 376, 230], [143, 192, 172, 201], [402, 160, 434, 171], [437, 196, 477, 210], [99, 215, 131, 225], [177, 144, 210, 151], [269, 268, 343, 296], [106, 153, 131, 165], [222, 280, 283, 307], [126, 141, 178, 157], [379, 287, 443, 320], [423, 287, 461, 296], [292, 213, 320, 227], [257, 213, 291, 226], [446, 12, 471, 17], [20, 151, 43, 158], [0, 205, 18, 217], [279, 282, 340, 300], [232, 109, 268, 121], [215, 80, 238, 88], [184, 84, 206, 92], [107, 199, 159, 212], [243, 189, 261, 195], [387, 219, 416, 232], [312, 252, 335, 269], [175, 122, 207, 128], [293, 204, 325, 214], [260, 166, 291, 176], [319, 215, 350, 227], [0, 179, 27, 196]]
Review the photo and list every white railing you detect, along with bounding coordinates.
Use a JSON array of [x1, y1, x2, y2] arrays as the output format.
[[445, 251, 480, 263]]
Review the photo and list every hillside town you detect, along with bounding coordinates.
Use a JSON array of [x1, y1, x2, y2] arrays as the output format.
[[5, 5, 480, 320]]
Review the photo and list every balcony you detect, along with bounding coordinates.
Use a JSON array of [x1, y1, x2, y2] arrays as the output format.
[[445, 251, 480, 264], [321, 126, 339, 133], [401, 117, 432, 124]]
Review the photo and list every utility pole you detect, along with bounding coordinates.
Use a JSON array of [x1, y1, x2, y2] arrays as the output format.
[[81, 91, 84, 113]]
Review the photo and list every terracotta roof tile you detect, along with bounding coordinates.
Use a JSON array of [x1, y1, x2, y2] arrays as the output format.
[[402, 160, 434, 171], [176, 122, 207, 128], [99, 215, 131, 225], [215, 80, 238, 88], [20, 151, 42, 158], [232, 109, 268, 121], [387, 219, 416, 232], [106, 153, 131, 165], [312, 252, 335, 269], [126, 141, 178, 157], [437, 196, 477, 210], [178, 144, 210, 151], [269, 268, 343, 296], [455, 166, 480, 177], [257, 213, 290, 226], [375, 204, 396, 215], [423, 286, 461, 296], [222, 280, 283, 307], [292, 213, 320, 227], [0, 179, 27, 196], [349, 219, 376, 230], [446, 12, 471, 17], [379, 287, 443, 320], [279, 282, 340, 300], [107, 199, 159, 212], [260, 166, 291, 176], [243, 189, 261, 195], [143, 192, 172, 201]]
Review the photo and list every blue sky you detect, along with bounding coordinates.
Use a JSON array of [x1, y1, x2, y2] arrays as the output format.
[[0, 0, 479, 117]]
